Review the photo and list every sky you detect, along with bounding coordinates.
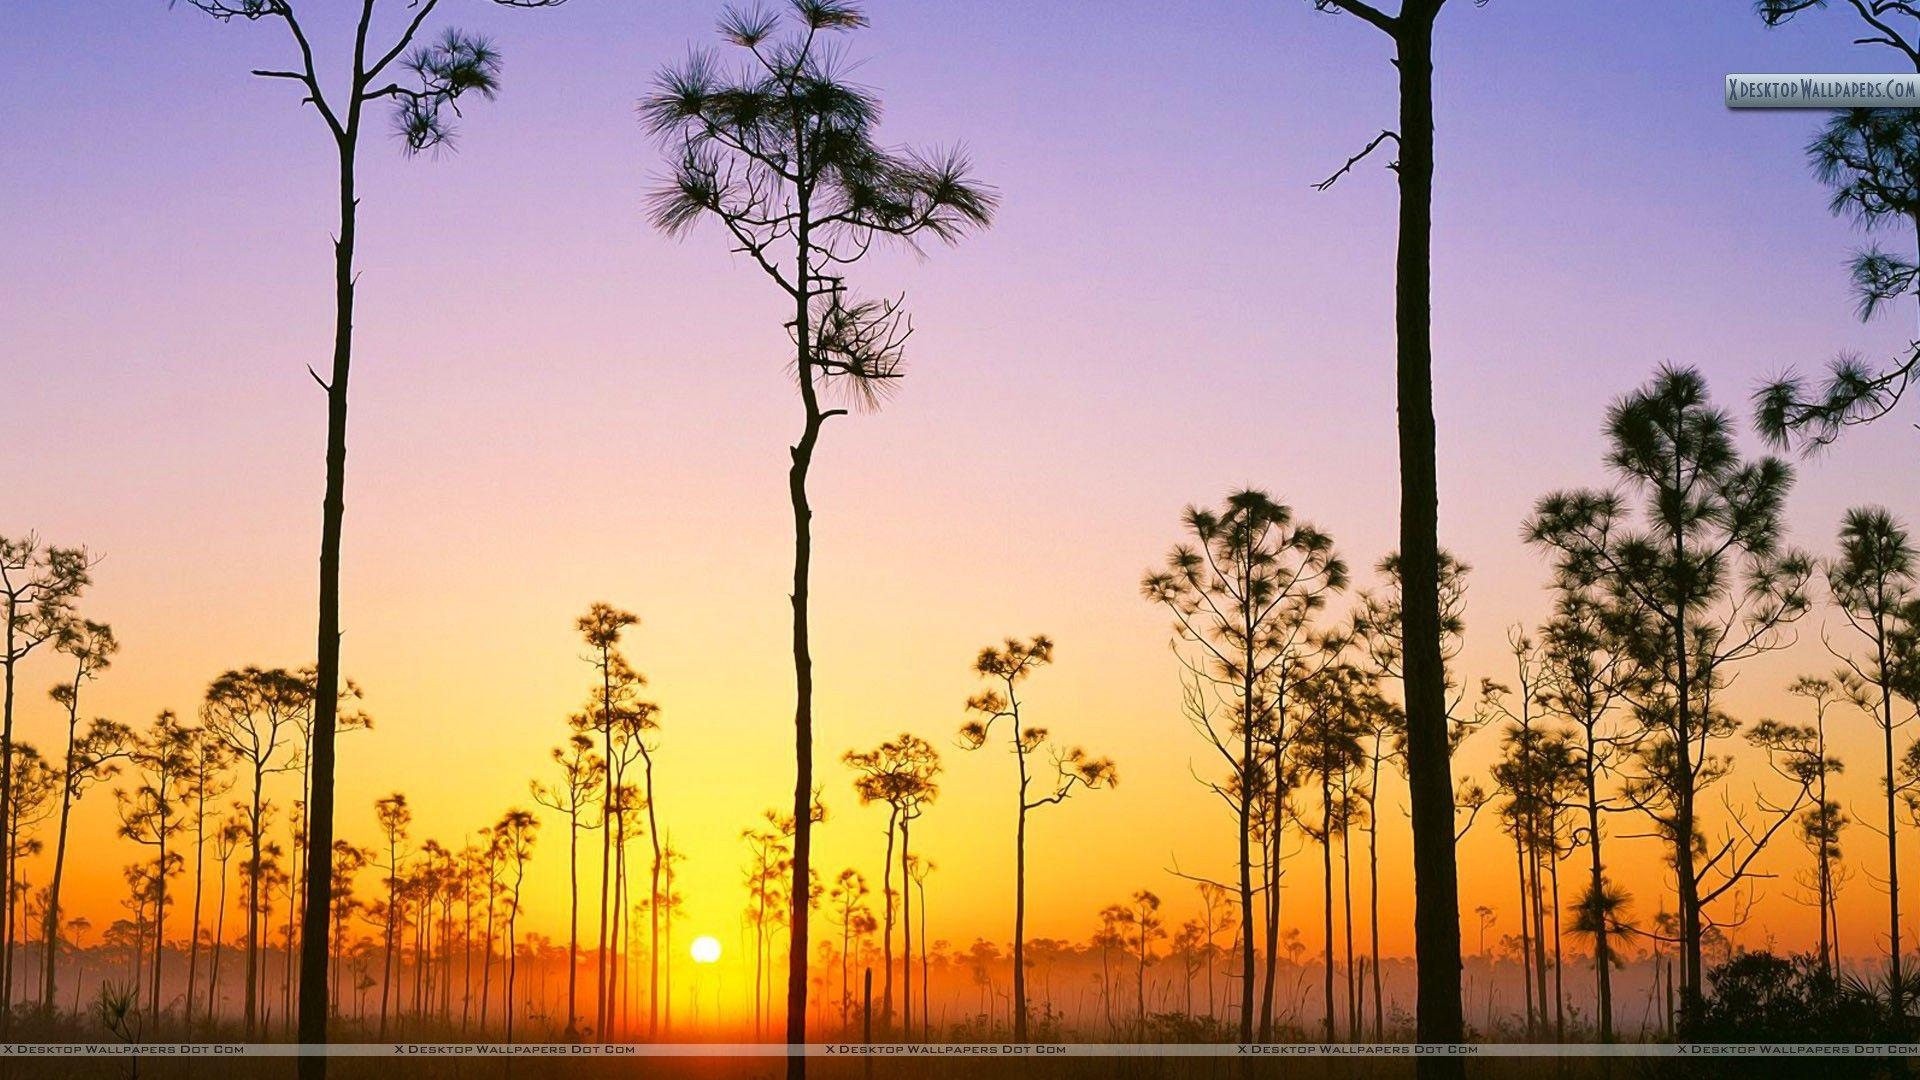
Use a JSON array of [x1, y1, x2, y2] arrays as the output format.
[[5, 0, 1920, 1002]]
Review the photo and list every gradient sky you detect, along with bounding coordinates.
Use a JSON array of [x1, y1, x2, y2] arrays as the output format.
[[6, 0, 1920, 994]]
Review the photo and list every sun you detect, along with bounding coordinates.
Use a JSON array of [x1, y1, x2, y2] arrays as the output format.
[[690, 934, 722, 964]]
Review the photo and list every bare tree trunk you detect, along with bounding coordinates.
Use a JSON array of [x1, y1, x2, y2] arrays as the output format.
[[41, 710, 80, 1012], [504, 896, 519, 1043], [210, 860, 230, 1021], [880, 807, 896, 1033], [1339, 779, 1358, 1040], [186, 787, 208, 1028], [839, 905, 851, 1033], [566, 810, 580, 1040], [645, 754, 662, 1039], [150, 825, 169, 1025], [1879, 632, 1902, 1019], [1549, 850, 1564, 1041], [6, 831, 19, 1015], [1672, 613, 1702, 1020], [1515, 829, 1533, 1034], [1584, 729, 1613, 1041], [1013, 785, 1030, 1041], [1259, 784, 1280, 1040], [331, 908, 342, 1018], [1237, 685, 1256, 1042], [664, 856, 675, 1035], [918, 873, 929, 1041], [481, 884, 495, 1032], [1368, 782, 1384, 1039], [461, 872, 473, 1033], [596, 652, 614, 1038], [1136, 932, 1147, 1034], [899, 816, 912, 1043], [132, 902, 146, 1000], [1, 609, 18, 1036], [1321, 772, 1336, 1042], [612, 808, 627, 1037], [295, 10, 376, 1043], [1392, 16, 1469, 1076], [378, 900, 394, 1038], [1816, 718, 1834, 977], [1529, 843, 1547, 1039], [785, 218, 822, 1079], [245, 785, 263, 1036]]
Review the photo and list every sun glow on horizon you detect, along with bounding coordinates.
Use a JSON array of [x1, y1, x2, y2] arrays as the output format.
[[690, 935, 721, 964]]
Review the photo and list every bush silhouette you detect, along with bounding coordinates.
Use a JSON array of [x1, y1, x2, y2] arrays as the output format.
[[1690, 950, 1898, 1042]]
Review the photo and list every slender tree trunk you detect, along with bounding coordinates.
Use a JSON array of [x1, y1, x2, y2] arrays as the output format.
[[1816, 718, 1833, 977], [297, 49, 368, 1061], [441, 894, 454, 1022], [1830, 870, 1843, 980], [899, 816, 912, 1043], [596, 658, 614, 1038], [566, 809, 580, 1040], [1880, 629, 1902, 1020], [1136, 931, 1147, 1034], [150, 814, 169, 1025], [210, 859, 230, 1021], [4, 836, 18, 1014], [288, 781, 305, 1037], [1368, 776, 1384, 1039], [379, 840, 396, 1039], [505, 891, 519, 1043], [755, 872, 767, 1035], [0, 611, 17, 1037], [1672, 609, 1702, 1020], [1341, 785, 1356, 1041], [132, 902, 146, 997], [186, 785, 208, 1028], [785, 214, 821, 1079], [481, 875, 496, 1030], [245, 784, 263, 1036], [1529, 843, 1547, 1040], [331, 906, 342, 1018], [461, 877, 473, 1033], [1251, 613, 1278, 1044], [1664, 954, 1674, 1035], [1259, 783, 1280, 1040], [880, 807, 896, 1033], [439, 895, 452, 1023], [645, 754, 662, 1039], [1321, 772, 1336, 1042], [413, 890, 428, 1021], [41, 702, 80, 1013], [1391, 9, 1466, 1070], [664, 856, 675, 1035], [917, 872, 929, 1041], [8, 856, 20, 1015], [1515, 829, 1533, 1034], [1204, 902, 1216, 1023], [258, 892, 271, 1031], [1013, 757, 1030, 1041], [1586, 748, 1612, 1042], [1237, 686, 1255, 1042], [612, 808, 627, 1037], [1549, 849, 1564, 1041]]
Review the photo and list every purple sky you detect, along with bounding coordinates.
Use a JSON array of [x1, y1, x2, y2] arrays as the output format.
[[4, 0, 1919, 952]]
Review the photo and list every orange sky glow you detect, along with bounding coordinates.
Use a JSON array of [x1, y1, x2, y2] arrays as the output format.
[[5, 0, 1920, 1016]]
